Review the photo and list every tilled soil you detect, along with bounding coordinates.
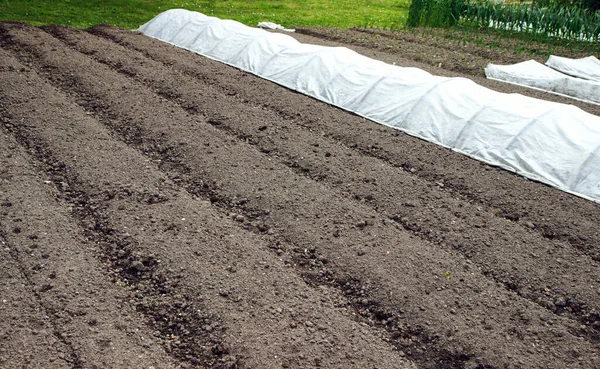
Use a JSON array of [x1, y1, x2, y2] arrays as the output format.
[[0, 22, 598, 369]]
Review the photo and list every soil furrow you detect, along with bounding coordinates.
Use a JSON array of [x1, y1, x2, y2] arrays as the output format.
[[1, 132, 230, 368], [92, 25, 600, 260], [45, 24, 600, 339], [0, 231, 73, 369], [0, 28, 413, 369], [0, 231, 84, 369], [0, 54, 183, 369], [2, 22, 598, 368]]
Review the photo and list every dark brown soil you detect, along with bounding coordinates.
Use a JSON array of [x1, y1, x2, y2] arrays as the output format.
[[0, 22, 599, 369], [297, 26, 600, 79]]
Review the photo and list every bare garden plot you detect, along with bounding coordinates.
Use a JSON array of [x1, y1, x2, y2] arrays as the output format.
[[0, 21, 599, 369], [49, 23, 600, 345]]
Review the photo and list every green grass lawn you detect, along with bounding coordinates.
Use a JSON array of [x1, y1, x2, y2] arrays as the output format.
[[0, 0, 409, 29]]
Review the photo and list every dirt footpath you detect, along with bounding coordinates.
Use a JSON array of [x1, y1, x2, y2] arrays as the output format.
[[0, 22, 598, 369]]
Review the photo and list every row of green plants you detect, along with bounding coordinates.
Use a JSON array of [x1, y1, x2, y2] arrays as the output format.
[[463, 1, 600, 41], [407, 0, 600, 42]]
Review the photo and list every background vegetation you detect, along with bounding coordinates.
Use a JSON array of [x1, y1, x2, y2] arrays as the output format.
[[407, 0, 600, 42], [407, 0, 463, 27], [0, 0, 409, 29], [462, 1, 600, 41]]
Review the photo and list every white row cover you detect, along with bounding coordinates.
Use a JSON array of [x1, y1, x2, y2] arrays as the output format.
[[139, 9, 600, 203], [485, 59, 600, 105], [546, 55, 600, 82]]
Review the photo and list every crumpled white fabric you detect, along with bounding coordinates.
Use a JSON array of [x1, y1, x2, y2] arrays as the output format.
[[139, 9, 600, 203], [257, 21, 295, 32]]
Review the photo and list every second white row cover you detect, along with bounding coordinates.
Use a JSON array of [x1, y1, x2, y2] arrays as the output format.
[[547, 55, 600, 82], [485, 59, 600, 105], [139, 9, 600, 203]]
